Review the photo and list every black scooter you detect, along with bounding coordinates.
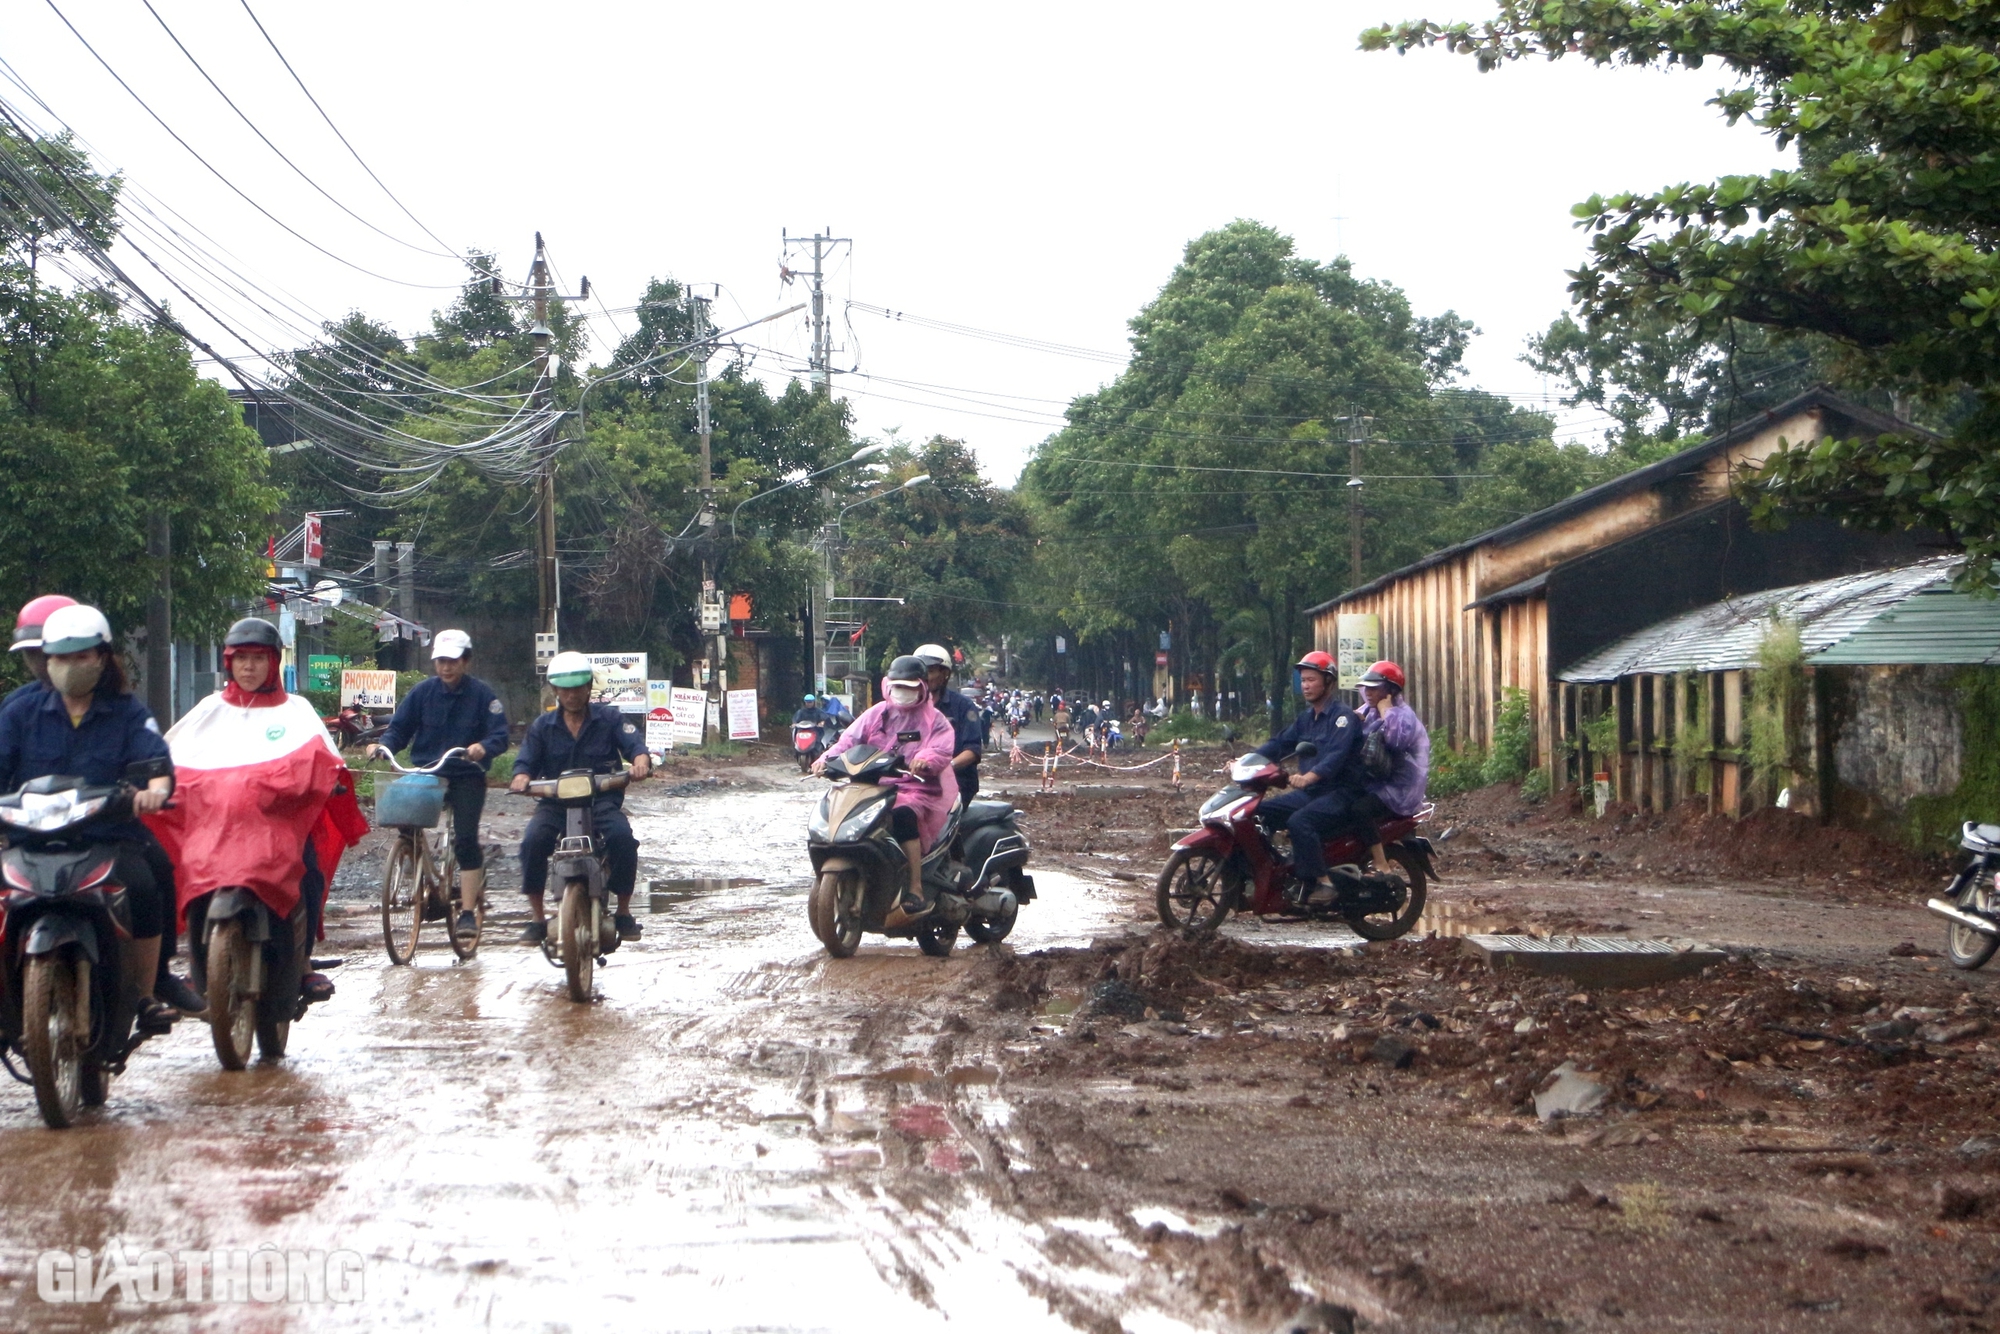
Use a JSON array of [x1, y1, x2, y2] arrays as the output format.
[[520, 767, 630, 1001], [807, 744, 1034, 958], [0, 759, 173, 1127]]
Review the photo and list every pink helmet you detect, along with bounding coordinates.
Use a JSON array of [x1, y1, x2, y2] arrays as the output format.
[[11, 594, 76, 652]]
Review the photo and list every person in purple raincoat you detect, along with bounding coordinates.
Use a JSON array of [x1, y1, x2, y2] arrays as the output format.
[[1354, 659, 1430, 872], [813, 655, 957, 925]]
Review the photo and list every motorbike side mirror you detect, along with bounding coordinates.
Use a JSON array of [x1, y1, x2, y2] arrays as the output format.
[[1294, 742, 1319, 760]]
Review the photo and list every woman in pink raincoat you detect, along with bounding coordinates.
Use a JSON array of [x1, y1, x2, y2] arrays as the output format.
[[813, 654, 956, 925]]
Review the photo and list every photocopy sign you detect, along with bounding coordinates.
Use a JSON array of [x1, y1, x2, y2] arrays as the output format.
[[1335, 613, 1381, 691], [339, 670, 396, 709], [306, 655, 342, 693]]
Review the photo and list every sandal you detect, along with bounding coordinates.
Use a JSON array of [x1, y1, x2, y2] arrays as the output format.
[[135, 996, 179, 1035], [301, 973, 336, 1004]]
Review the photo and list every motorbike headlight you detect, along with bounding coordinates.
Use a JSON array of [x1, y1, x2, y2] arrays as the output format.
[[809, 792, 836, 842], [835, 796, 890, 844], [555, 774, 595, 801]]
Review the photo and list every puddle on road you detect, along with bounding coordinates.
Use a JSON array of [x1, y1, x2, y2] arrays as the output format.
[[649, 876, 764, 911]]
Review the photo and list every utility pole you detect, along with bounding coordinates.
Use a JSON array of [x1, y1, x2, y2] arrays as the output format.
[[145, 511, 172, 725], [505, 234, 588, 655], [691, 291, 729, 721], [1345, 406, 1371, 589], [781, 228, 848, 396]]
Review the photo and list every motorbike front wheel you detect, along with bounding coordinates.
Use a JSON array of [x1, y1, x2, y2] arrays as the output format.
[[559, 881, 595, 1002], [810, 870, 863, 957], [206, 920, 259, 1071], [1345, 846, 1429, 942], [1947, 874, 2000, 970], [22, 955, 85, 1128], [1156, 848, 1237, 934]]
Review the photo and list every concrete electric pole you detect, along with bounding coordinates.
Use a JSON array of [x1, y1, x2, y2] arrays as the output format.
[[1345, 407, 1372, 589], [781, 229, 849, 696]]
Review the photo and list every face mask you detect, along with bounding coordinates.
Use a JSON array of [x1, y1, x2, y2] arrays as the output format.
[[48, 656, 103, 699], [887, 684, 922, 707]]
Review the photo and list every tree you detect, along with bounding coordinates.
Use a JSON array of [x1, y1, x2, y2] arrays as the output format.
[[1364, 1, 2000, 582]]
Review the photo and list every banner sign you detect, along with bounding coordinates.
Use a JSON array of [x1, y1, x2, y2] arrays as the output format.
[[306, 655, 342, 693], [339, 669, 396, 709], [726, 688, 760, 741], [1335, 613, 1382, 690], [670, 687, 707, 748], [584, 653, 647, 712], [645, 680, 675, 752]]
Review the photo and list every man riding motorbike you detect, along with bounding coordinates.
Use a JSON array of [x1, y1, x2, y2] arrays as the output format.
[[913, 643, 982, 804], [0, 605, 179, 1033], [1255, 650, 1366, 908], [146, 617, 367, 1006], [368, 629, 508, 941], [509, 651, 651, 944], [811, 655, 955, 927]]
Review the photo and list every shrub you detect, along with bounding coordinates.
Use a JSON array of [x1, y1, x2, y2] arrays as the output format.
[[1482, 687, 1532, 786], [1428, 743, 1488, 797], [1520, 768, 1551, 804]]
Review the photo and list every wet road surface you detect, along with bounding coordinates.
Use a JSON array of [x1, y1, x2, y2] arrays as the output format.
[[0, 764, 1199, 1333]]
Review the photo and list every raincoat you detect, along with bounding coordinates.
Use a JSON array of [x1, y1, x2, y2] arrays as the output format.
[[823, 682, 957, 849]]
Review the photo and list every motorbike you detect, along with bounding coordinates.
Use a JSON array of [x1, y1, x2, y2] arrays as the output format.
[[188, 855, 328, 1072], [1926, 821, 2000, 969], [807, 744, 1034, 958], [1157, 742, 1437, 940], [519, 766, 630, 1001], [791, 720, 834, 774], [0, 759, 174, 1126]]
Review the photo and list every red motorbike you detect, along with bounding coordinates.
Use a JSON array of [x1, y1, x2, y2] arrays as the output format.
[[1156, 743, 1436, 939]]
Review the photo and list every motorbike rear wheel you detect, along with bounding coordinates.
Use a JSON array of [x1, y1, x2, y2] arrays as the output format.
[[1156, 848, 1237, 934], [965, 897, 1018, 944], [809, 870, 862, 958], [1344, 846, 1429, 942], [381, 835, 422, 965], [1947, 875, 2000, 970], [206, 920, 259, 1071], [22, 955, 84, 1128], [559, 880, 595, 1002]]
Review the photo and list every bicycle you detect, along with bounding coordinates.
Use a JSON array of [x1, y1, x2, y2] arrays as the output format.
[[375, 748, 482, 965]]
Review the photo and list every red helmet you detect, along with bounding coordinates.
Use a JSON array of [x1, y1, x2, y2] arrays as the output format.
[[11, 594, 76, 652], [1294, 650, 1337, 677], [1358, 659, 1405, 691]]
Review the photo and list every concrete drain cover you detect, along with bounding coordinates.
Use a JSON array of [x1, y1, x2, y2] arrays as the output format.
[[1462, 934, 1725, 988]]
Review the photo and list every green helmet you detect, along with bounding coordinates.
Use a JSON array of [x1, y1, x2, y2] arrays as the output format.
[[546, 650, 594, 689]]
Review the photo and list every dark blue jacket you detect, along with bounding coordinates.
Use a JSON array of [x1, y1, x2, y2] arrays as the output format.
[[513, 704, 646, 809], [2, 680, 46, 713], [0, 687, 172, 842], [1257, 698, 1363, 787], [380, 674, 509, 776], [935, 688, 984, 767]]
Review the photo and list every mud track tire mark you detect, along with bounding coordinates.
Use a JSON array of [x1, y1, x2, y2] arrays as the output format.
[[22, 954, 82, 1127]]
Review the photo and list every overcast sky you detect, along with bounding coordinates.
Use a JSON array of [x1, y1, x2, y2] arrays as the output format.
[[1, 1, 1788, 483]]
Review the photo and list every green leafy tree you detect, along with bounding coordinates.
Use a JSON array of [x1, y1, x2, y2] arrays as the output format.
[[1364, 1, 2000, 582]]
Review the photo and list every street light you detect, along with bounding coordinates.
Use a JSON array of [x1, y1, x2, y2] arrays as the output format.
[[730, 442, 890, 537], [838, 473, 930, 528]]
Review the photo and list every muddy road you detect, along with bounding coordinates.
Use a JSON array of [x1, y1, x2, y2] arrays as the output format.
[[5, 754, 2000, 1331]]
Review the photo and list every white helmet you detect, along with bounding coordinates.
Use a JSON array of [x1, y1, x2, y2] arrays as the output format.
[[40, 604, 113, 655], [546, 650, 594, 688], [912, 643, 951, 671]]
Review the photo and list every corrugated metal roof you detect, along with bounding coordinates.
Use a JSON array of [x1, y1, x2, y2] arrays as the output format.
[[1559, 558, 1962, 682], [1809, 584, 2000, 665]]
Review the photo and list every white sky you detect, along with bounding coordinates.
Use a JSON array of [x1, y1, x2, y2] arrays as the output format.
[[0, 1, 1789, 484]]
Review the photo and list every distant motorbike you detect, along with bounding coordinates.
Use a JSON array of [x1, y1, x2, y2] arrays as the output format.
[[1157, 742, 1437, 940], [518, 766, 630, 1001], [0, 761, 174, 1127], [791, 720, 833, 774], [1927, 821, 2000, 969], [807, 744, 1034, 958]]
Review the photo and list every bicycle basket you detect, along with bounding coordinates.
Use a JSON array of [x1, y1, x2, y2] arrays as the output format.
[[377, 774, 445, 829]]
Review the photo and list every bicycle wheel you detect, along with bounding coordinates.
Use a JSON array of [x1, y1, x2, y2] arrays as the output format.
[[381, 834, 422, 965]]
